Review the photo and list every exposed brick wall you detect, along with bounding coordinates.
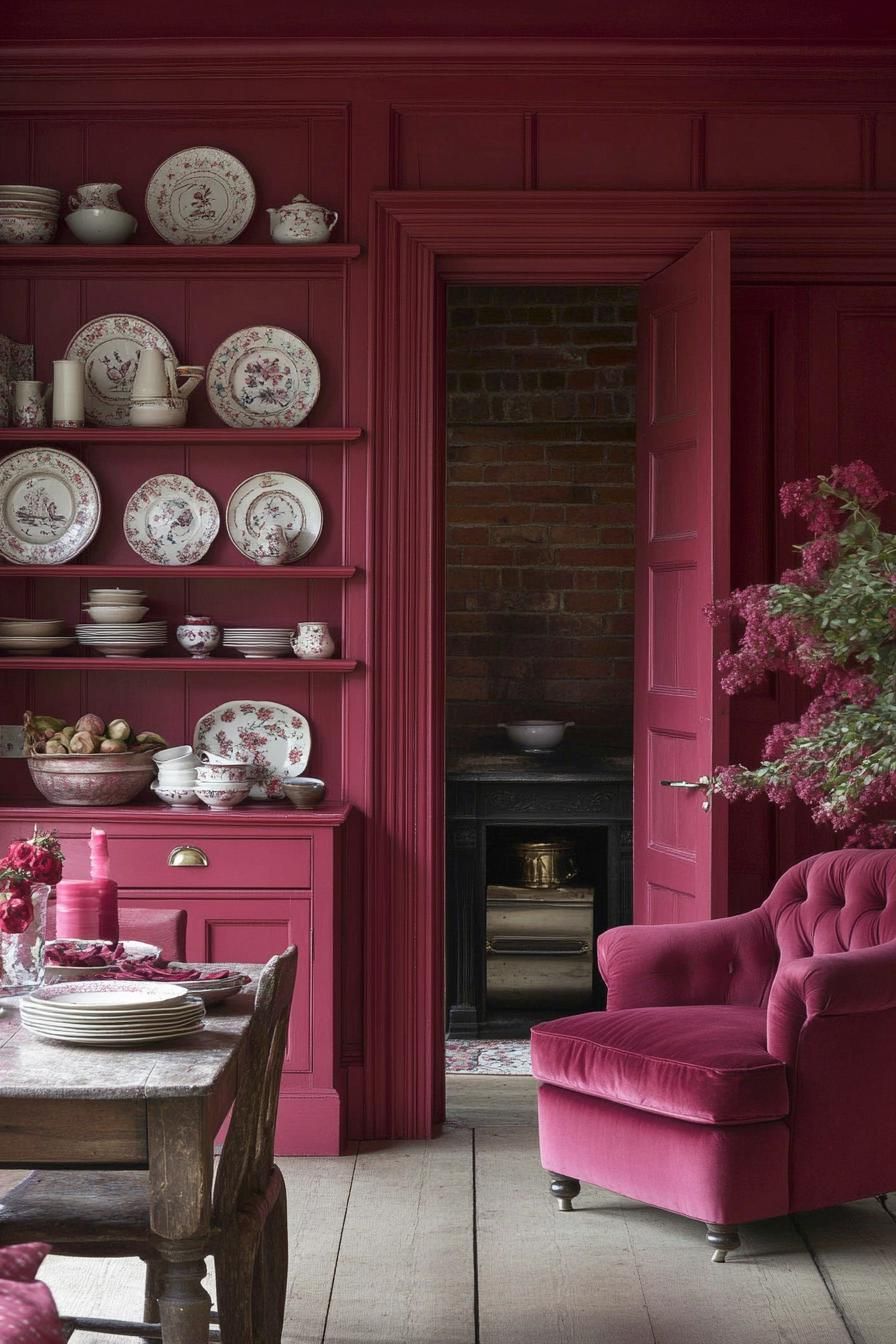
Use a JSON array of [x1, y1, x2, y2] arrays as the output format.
[[446, 284, 638, 757]]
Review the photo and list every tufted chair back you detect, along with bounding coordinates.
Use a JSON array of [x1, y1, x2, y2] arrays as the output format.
[[762, 849, 896, 969]]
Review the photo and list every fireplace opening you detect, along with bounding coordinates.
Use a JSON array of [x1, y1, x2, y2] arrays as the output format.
[[445, 283, 636, 1045]]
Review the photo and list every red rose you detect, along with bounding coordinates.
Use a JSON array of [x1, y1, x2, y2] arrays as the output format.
[[7, 841, 35, 868], [0, 882, 34, 934], [29, 849, 55, 882]]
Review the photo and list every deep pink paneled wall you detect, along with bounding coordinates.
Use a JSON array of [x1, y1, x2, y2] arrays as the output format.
[[2, 39, 896, 1138]]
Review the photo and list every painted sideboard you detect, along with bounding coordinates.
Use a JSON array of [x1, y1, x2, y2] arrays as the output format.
[[0, 802, 351, 1156]]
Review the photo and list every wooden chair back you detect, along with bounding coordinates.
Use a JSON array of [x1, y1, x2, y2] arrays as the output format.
[[212, 946, 298, 1221]]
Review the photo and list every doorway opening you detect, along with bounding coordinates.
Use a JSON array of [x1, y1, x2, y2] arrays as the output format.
[[444, 284, 638, 1056]]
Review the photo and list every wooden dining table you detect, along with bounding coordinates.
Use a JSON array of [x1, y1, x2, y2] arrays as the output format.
[[0, 965, 262, 1344]]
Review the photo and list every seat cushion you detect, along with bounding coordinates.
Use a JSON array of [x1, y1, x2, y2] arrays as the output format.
[[531, 1005, 789, 1125]]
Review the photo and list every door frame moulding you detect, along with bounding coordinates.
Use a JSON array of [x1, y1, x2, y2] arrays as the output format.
[[366, 189, 896, 1140]]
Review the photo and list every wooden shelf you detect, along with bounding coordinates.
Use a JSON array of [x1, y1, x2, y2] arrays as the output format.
[[0, 800, 353, 827], [0, 565, 358, 579], [0, 244, 361, 267], [0, 658, 359, 672], [0, 427, 363, 444]]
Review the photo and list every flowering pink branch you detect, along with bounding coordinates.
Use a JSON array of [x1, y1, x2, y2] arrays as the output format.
[[708, 460, 896, 847]]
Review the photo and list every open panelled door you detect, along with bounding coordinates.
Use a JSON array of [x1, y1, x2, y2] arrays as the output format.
[[633, 231, 731, 924]]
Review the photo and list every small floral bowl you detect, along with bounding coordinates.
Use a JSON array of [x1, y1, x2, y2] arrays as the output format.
[[151, 781, 199, 809], [194, 781, 250, 811], [195, 761, 253, 784], [0, 215, 58, 245]]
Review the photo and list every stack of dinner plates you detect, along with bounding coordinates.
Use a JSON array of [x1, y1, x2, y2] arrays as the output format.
[[20, 980, 205, 1046], [161, 967, 249, 1004], [76, 621, 167, 658], [222, 627, 292, 659]]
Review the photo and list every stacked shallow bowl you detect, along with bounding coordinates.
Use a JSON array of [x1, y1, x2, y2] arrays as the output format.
[[78, 590, 164, 657], [222, 627, 292, 659], [152, 746, 200, 808], [0, 617, 74, 656], [0, 185, 61, 245], [20, 980, 205, 1046]]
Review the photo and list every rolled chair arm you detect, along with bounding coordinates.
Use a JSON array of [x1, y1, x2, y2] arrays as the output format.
[[597, 907, 776, 1010], [767, 940, 896, 1065]]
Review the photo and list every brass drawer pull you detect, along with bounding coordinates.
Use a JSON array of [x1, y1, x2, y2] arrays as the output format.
[[167, 845, 209, 868]]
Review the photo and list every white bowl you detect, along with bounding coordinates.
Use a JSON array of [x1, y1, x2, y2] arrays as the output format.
[[193, 781, 250, 811], [65, 207, 137, 245], [88, 590, 146, 602], [154, 746, 199, 766], [152, 781, 199, 809], [195, 762, 253, 783], [0, 618, 65, 636], [84, 605, 149, 624], [499, 720, 575, 752]]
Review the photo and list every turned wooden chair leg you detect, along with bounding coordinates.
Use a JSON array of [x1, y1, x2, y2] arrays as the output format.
[[549, 1172, 581, 1212], [251, 1182, 288, 1343], [141, 1256, 163, 1343], [705, 1223, 740, 1263]]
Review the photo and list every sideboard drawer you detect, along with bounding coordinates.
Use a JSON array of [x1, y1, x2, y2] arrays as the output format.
[[108, 835, 312, 890]]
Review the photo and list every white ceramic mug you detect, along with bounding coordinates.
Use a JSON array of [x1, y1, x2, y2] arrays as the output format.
[[51, 358, 85, 427], [10, 379, 51, 428]]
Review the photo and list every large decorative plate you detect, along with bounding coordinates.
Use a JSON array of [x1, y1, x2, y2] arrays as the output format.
[[145, 146, 255, 245], [65, 314, 177, 427], [124, 474, 219, 565], [0, 448, 101, 565], [193, 701, 311, 800], [207, 326, 320, 428], [225, 472, 323, 564]]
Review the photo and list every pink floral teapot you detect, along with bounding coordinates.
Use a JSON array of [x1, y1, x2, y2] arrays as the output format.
[[267, 194, 338, 245]]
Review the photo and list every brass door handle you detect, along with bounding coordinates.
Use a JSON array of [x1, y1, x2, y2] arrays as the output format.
[[167, 845, 209, 868]]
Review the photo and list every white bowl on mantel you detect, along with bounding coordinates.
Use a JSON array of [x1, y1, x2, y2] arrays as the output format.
[[499, 720, 574, 752]]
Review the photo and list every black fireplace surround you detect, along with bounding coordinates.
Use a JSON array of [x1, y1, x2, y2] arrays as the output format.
[[446, 749, 633, 1037]]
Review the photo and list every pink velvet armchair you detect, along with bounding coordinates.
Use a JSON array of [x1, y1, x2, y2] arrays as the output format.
[[531, 850, 896, 1261]]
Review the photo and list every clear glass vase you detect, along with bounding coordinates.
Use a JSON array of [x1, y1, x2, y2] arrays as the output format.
[[1, 883, 50, 996]]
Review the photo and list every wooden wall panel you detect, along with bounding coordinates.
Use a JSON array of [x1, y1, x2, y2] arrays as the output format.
[[394, 111, 527, 188], [876, 114, 896, 189], [0, 120, 31, 183], [536, 112, 693, 189], [705, 113, 863, 189]]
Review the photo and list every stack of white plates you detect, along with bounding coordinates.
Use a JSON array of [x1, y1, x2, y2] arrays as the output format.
[[20, 980, 205, 1046], [222, 628, 292, 659], [76, 621, 167, 658], [0, 185, 61, 245], [0, 617, 74, 655], [87, 588, 147, 605]]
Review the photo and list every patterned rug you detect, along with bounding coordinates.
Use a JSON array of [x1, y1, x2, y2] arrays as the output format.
[[445, 1039, 532, 1075]]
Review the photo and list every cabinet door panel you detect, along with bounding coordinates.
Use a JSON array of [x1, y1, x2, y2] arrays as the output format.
[[118, 892, 312, 1073]]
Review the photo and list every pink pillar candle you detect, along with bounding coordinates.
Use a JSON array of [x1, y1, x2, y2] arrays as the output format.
[[54, 878, 119, 942], [89, 827, 110, 881]]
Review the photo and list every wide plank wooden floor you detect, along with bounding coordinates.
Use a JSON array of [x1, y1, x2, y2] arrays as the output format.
[[33, 1077, 896, 1343]]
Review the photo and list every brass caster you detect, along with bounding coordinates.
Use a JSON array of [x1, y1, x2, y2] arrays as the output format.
[[549, 1173, 581, 1212], [711, 1248, 729, 1264]]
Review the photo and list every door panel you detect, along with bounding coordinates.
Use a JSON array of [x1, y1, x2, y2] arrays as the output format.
[[634, 231, 731, 923]]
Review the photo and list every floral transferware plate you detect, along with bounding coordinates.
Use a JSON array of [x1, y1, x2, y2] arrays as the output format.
[[225, 472, 323, 564], [145, 146, 255, 245], [65, 314, 178, 426], [124, 474, 220, 565], [0, 448, 101, 564], [193, 701, 311, 800], [207, 326, 320, 428]]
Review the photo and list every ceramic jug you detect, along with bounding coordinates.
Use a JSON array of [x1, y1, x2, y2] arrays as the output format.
[[244, 525, 290, 566], [69, 182, 124, 211], [291, 621, 337, 660], [267, 195, 338, 245], [10, 379, 51, 428], [131, 348, 169, 400], [130, 354, 204, 426]]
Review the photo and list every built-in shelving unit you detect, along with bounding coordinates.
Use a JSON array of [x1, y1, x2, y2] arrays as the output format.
[[0, 658, 359, 672], [0, 244, 362, 265], [0, 428, 363, 444], [0, 565, 358, 580]]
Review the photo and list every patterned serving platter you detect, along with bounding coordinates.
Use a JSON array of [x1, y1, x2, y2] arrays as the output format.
[[124, 474, 219, 565], [207, 326, 320, 428], [194, 701, 311, 800], [0, 448, 101, 565], [145, 146, 255, 245], [65, 314, 178, 426], [225, 471, 323, 563]]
